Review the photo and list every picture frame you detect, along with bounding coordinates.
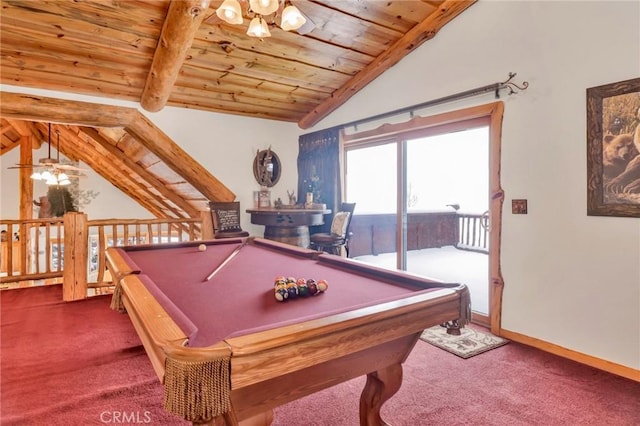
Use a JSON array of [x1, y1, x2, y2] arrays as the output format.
[[586, 77, 640, 217]]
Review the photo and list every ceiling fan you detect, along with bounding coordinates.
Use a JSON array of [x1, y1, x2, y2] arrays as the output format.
[[8, 123, 87, 185]]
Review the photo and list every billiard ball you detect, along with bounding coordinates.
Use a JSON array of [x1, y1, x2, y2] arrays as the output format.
[[286, 282, 299, 299], [296, 278, 309, 297], [306, 279, 318, 295], [198, 244, 207, 251], [317, 279, 328, 292], [274, 279, 288, 302]]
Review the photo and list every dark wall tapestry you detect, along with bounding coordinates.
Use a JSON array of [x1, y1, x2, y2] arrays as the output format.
[[297, 128, 341, 233]]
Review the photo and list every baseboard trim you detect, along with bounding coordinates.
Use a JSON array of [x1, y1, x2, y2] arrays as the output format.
[[499, 329, 640, 383]]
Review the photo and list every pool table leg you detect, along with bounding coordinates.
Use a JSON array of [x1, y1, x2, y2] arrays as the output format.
[[359, 363, 403, 426]]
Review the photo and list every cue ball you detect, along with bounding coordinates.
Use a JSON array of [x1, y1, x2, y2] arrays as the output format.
[[198, 244, 207, 251]]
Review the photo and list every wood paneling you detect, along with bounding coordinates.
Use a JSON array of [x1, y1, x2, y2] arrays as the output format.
[[0, 0, 476, 128]]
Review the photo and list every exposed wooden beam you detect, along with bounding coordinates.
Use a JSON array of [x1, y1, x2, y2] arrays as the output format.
[[55, 125, 168, 218], [297, 0, 477, 129], [1, 137, 20, 155], [0, 91, 236, 212], [76, 126, 200, 218], [125, 112, 236, 202], [9, 119, 44, 148], [140, 0, 211, 112], [1, 123, 12, 136], [19, 136, 33, 220], [0, 92, 137, 127]]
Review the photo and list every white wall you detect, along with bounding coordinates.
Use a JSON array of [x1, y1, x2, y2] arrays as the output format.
[[144, 106, 301, 235], [309, 0, 640, 370], [1, 1, 638, 370]]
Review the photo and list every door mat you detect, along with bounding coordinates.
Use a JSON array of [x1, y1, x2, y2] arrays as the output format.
[[420, 325, 509, 359]]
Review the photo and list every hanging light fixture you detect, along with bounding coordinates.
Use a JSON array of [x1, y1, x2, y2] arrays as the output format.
[[30, 124, 75, 186], [214, 0, 306, 37], [246, 16, 271, 38]]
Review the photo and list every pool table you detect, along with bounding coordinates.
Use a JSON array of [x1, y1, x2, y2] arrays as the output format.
[[106, 237, 470, 426]]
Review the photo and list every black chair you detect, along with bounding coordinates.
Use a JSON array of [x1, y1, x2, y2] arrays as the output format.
[[209, 201, 250, 239], [310, 202, 356, 257]]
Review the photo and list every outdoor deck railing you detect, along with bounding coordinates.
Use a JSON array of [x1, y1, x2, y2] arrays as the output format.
[[457, 211, 489, 253], [348, 210, 489, 258]]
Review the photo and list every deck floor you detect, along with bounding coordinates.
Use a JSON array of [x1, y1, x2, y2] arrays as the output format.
[[354, 246, 489, 315]]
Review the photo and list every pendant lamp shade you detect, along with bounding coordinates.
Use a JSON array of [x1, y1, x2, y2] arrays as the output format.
[[216, 0, 243, 24], [247, 16, 271, 38], [280, 5, 306, 31], [249, 0, 279, 16]]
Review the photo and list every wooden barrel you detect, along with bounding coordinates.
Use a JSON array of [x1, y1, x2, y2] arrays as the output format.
[[264, 226, 310, 248]]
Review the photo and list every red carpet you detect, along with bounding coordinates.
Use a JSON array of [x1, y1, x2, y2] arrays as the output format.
[[2, 285, 639, 425]]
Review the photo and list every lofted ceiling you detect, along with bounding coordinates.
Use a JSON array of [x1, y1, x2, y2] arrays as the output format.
[[0, 0, 476, 218]]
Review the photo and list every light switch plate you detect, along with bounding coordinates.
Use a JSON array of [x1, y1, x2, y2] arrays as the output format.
[[512, 199, 527, 214]]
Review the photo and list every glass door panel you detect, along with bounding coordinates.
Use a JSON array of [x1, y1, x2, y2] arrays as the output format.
[[405, 127, 490, 314], [345, 142, 397, 268]]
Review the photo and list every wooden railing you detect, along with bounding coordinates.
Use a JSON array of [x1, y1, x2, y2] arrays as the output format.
[[457, 211, 489, 253], [1, 218, 66, 282], [1, 211, 213, 298], [348, 210, 488, 258]]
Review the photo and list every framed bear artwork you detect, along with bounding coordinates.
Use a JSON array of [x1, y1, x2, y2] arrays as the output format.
[[586, 77, 640, 217]]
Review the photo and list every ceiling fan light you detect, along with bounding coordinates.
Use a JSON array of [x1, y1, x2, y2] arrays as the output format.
[[249, 0, 279, 16], [281, 5, 306, 31], [45, 176, 58, 185], [57, 172, 69, 181], [30, 171, 42, 180], [216, 0, 243, 24], [247, 16, 271, 38], [59, 178, 71, 186], [41, 170, 53, 180]]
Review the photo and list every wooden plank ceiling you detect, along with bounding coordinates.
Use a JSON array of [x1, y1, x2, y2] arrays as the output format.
[[0, 0, 475, 218]]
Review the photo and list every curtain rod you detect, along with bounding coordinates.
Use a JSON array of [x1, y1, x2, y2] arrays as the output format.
[[339, 72, 529, 131]]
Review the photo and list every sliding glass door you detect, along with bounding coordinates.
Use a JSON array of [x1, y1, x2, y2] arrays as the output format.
[[345, 122, 491, 317]]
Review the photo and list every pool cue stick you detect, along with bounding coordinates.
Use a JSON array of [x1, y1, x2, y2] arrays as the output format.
[[203, 240, 250, 282]]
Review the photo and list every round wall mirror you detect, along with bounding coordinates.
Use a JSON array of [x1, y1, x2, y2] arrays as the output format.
[[253, 149, 281, 187]]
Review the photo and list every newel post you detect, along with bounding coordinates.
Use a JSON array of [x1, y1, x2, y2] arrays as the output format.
[[201, 210, 214, 240], [63, 212, 88, 301]]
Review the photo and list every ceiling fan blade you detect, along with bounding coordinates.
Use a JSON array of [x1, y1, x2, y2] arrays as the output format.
[[7, 164, 37, 169], [55, 164, 88, 172]]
